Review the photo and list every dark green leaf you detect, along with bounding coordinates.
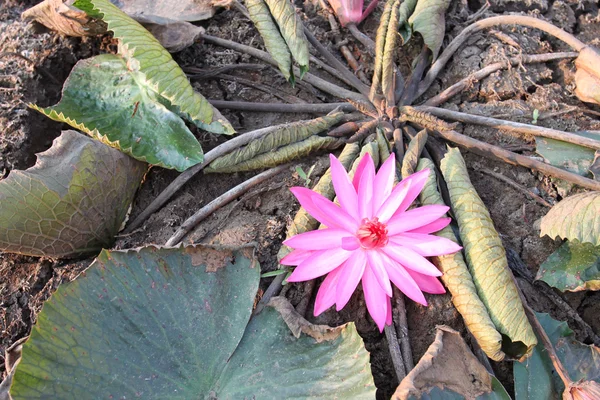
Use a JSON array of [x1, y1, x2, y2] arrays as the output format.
[[535, 131, 600, 176], [79, 0, 234, 135], [213, 306, 376, 397], [408, 0, 450, 59], [10, 245, 260, 398], [537, 240, 600, 292], [540, 192, 600, 247], [245, 0, 294, 82], [0, 130, 145, 258], [33, 55, 206, 171], [514, 313, 600, 400], [264, 0, 310, 76]]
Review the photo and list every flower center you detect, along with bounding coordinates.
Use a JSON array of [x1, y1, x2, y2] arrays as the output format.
[[356, 217, 388, 250]]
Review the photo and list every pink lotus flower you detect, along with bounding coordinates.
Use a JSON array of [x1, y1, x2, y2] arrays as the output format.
[[328, 0, 379, 27], [280, 153, 461, 331]]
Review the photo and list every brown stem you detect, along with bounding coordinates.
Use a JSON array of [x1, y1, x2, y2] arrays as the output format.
[[165, 164, 289, 246], [125, 123, 299, 233], [216, 74, 307, 104], [346, 23, 376, 54], [393, 289, 414, 372], [415, 105, 600, 151], [303, 27, 372, 99], [424, 52, 578, 107], [209, 100, 355, 113], [254, 273, 287, 315], [477, 167, 553, 207], [399, 46, 430, 106], [295, 280, 317, 318], [327, 14, 370, 84], [418, 15, 587, 98], [202, 34, 368, 102], [384, 324, 407, 382], [183, 63, 266, 79], [417, 123, 600, 192]]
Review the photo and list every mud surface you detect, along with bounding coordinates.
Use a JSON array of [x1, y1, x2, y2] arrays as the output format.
[[2, 0, 600, 398]]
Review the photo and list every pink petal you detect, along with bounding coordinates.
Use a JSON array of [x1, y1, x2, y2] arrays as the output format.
[[407, 269, 446, 294], [280, 249, 314, 266], [366, 250, 392, 297], [409, 217, 451, 234], [391, 168, 431, 218], [358, 154, 376, 219], [330, 154, 359, 220], [372, 154, 396, 214], [342, 236, 360, 251], [287, 248, 352, 282], [314, 266, 342, 316], [312, 195, 359, 233], [382, 245, 442, 277], [387, 205, 450, 236], [335, 250, 366, 310], [289, 187, 335, 227], [384, 257, 427, 305], [352, 153, 372, 191], [389, 234, 462, 257], [362, 265, 390, 332], [385, 298, 392, 325], [375, 179, 411, 223], [283, 228, 350, 250]]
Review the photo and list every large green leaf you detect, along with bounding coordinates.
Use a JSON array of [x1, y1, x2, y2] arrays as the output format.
[[540, 191, 600, 247], [0, 130, 145, 258], [245, 0, 294, 83], [34, 54, 205, 171], [264, 0, 310, 76], [10, 245, 260, 398], [440, 147, 537, 359], [213, 306, 376, 398], [9, 245, 376, 398], [79, 0, 233, 135], [514, 313, 600, 400], [408, 0, 450, 59], [537, 240, 600, 292]]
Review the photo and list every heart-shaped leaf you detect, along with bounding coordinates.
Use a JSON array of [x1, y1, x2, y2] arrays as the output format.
[[540, 191, 600, 247], [514, 313, 600, 400], [408, 0, 450, 59], [0, 130, 145, 258], [34, 54, 207, 171], [8, 245, 376, 398], [537, 240, 600, 292]]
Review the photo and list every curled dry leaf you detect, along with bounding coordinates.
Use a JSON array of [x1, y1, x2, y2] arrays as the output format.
[[540, 191, 600, 247], [401, 129, 428, 179], [0, 130, 146, 258], [246, 0, 294, 82], [393, 326, 510, 399], [440, 147, 537, 359], [21, 0, 106, 36], [206, 113, 345, 173], [574, 47, 600, 106], [417, 157, 504, 361]]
